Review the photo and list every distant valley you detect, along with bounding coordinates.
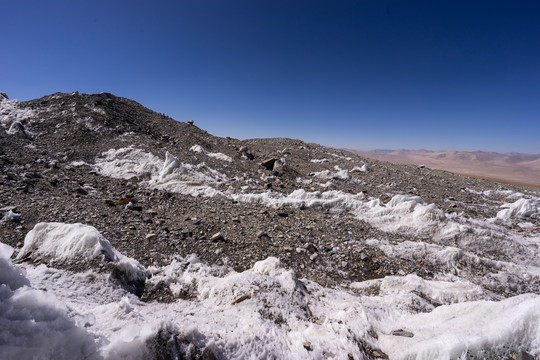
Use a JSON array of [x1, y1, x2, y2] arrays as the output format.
[[354, 149, 540, 188]]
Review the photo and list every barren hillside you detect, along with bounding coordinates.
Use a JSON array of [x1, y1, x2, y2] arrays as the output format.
[[1, 92, 540, 359]]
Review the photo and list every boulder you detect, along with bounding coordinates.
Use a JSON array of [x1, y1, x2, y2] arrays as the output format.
[[261, 158, 279, 171]]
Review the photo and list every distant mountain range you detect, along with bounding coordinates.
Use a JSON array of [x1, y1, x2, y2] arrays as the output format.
[[353, 149, 540, 188]]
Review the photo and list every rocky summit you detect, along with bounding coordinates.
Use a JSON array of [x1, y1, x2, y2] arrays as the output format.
[[1, 92, 540, 360]]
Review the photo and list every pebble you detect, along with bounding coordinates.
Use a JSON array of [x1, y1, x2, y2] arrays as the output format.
[[256, 231, 269, 239], [210, 232, 225, 242], [371, 350, 389, 359], [391, 329, 414, 337], [304, 243, 318, 253], [145, 234, 158, 241]]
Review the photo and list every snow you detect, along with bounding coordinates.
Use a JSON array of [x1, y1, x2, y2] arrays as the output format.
[[328, 153, 353, 161], [93, 146, 162, 181], [376, 294, 540, 360], [233, 190, 446, 236], [311, 169, 350, 181], [310, 158, 329, 163], [190, 144, 233, 162], [497, 198, 540, 219], [1, 210, 21, 223], [93, 147, 228, 197], [0, 243, 30, 290], [0, 96, 37, 130], [84, 103, 106, 115], [18, 222, 119, 262], [75, 116, 102, 131], [150, 151, 228, 197], [5, 237, 540, 359], [351, 164, 370, 172], [17, 222, 146, 284], [350, 274, 485, 305], [70, 160, 89, 167], [0, 242, 99, 360], [232, 186, 540, 294]]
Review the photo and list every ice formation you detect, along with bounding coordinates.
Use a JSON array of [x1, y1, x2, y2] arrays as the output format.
[[0, 243, 99, 360], [93, 148, 228, 197], [0, 96, 37, 129], [4, 234, 540, 359], [190, 144, 233, 162], [17, 222, 146, 284], [497, 198, 540, 219]]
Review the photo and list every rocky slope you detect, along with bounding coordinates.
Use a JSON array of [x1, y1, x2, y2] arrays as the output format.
[[1, 92, 540, 359]]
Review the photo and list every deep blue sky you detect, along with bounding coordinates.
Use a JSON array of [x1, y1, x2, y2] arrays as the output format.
[[2, 1, 539, 153]]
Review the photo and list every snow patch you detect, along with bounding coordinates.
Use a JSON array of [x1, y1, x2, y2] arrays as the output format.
[[17, 222, 146, 284], [84, 104, 106, 115], [311, 169, 350, 181], [93, 146, 162, 181], [18, 222, 119, 262], [75, 116, 102, 131], [351, 164, 370, 172], [310, 158, 329, 163], [0, 96, 37, 129], [190, 144, 233, 162], [497, 198, 540, 219], [150, 151, 227, 197], [376, 293, 540, 360], [1, 210, 21, 223], [0, 242, 99, 360], [70, 160, 89, 167], [93, 147, 228, 197]]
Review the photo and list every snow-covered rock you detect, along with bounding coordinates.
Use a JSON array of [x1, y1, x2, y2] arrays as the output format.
[[18, 222, 118, 261], [17, 222, 147, 284]]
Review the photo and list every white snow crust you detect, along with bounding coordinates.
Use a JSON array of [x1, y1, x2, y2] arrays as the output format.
[[351, 164, 370, 172], [4, 234, 540, 359], [91, 147, 540, 291], [190, 144, 233, 162], [310, 158, 329, 163], [1, 210, 21, 224], [497, 198, 540, 219], [18, 222, 118, 261], [0, 96, 37, 130], [93, 148, 228, 197], [17, 222, 146, 283], [93, 146, 162, 181], [311, 169, 350, 181], [0, 242, 99, 360]]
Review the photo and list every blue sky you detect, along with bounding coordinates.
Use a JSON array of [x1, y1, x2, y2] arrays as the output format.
[[2, 1, 539, 153]]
